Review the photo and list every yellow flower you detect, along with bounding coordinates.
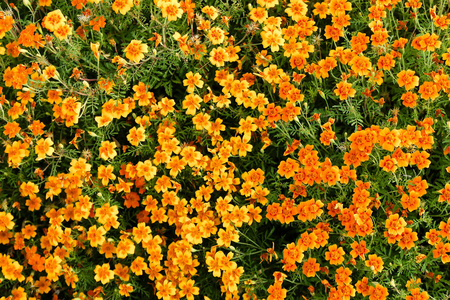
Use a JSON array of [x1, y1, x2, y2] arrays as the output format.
[[261, 29, 285, 52], [91, 42, 100, 60], [112, 0, 134, 14], [160, 1, 183, 22], [94, 263, 114, 284], [34, 138, 54, 160], [124, 40, 148, 63]]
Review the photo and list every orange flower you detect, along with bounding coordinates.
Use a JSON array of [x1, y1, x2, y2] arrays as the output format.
[[369, 284, 389, 300], [377, 53, 395, 70], [99, 141, 118, 160], [208, 27, 226, 45], [438, 183, 450, 204], [261, 29, 285, 52], [209, 47, 228, 67], [334, 81, 356, 100], [124, 40, 148, 63], [94, 263, 114, 284], [397, 70, 420, 90], [116, 238, 136, 258], [335, 266, 352, 285], [355, 277, 371, 296], [0, 212, 14, 231], [130, 256, 148, 275], [160, 1, 183, 21], [328, 0, 352, 16], [183, 72, 204, 93], [119, 284, 134, 296], [432, 242, 450, 263], [371, 30, 389, 46], [418, 81, 439, 100], [87, 225, 106, 247], [398, 228, 418, 250], [324, 25, 344, 42], [112, 0, 133, 14], [425, 229, 441, 245], [392, 148, 410, 167], [385, 214, 406, 235], [3, 121, 21, 138], [401, 91, 419, 108], [350, 240, 369, 259], [321, 166, 340, 185], [313, 2, 329, 19], [127, 126, 146, 146], [25, 196, 42, 211], [285, 0, 308, 21], [351, 33, 369, 54], [277, 158, 299, 179], [302, 257, 320, 277], [412, 33, 441, 51], [379, 155, 397, 173], [406, 288, 429, 300], [378, 128, 400, 152], [29, 120, 46, 136], [349, 55, 372, 76], [283, 242, 304, 264], [53, 24, 72, 40], [192, 112, 211, 131], [365, 254, 384, 274], [249, 6, 268, 23], [410, 151, 431, 169], [97, 165, 116, 186], [5, 141, 30, 167], [325, 244, 345, 265], [401, 191, 421, 212]]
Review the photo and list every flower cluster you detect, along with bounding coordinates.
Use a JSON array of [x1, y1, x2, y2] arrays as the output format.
[[1, 0, 450, 299]]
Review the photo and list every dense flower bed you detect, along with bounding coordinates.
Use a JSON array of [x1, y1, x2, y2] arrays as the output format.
[[1, 0, 450, 299]]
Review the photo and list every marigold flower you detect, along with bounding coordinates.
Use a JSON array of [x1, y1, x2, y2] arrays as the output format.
[[379, 155, 397, 173], [369, 284, 389, 300], [127, 126, 146, 146], [355, 277, 371, 296], [53, 23, 72, 40], [0, 212, 14, 231], [334, 81, 356, 100], [313, 2, 329, 18], [410, 151, 431, 170], [160, 1, 183, 21], [87, 225, 106, 248], [401, 91, 419, 108], [324, 25, 344, 42], [418, 81, 439, 100], [261, 29, 285, 52], [325, 244, 345, 265], [397, 70, 420, 90], [398, 228, 418, 250], [97, 165, 116, 186], [34, 138, 55, 160], [350, 240, 369, 259], [365, 254, 384, 274], [285, 0, 308, 21], [349, 55, 372, 76], [94, 263, 114, 284], [112, 0, 133, 14], [302, 257, 320, 277], [124, 40, 148, 63]]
